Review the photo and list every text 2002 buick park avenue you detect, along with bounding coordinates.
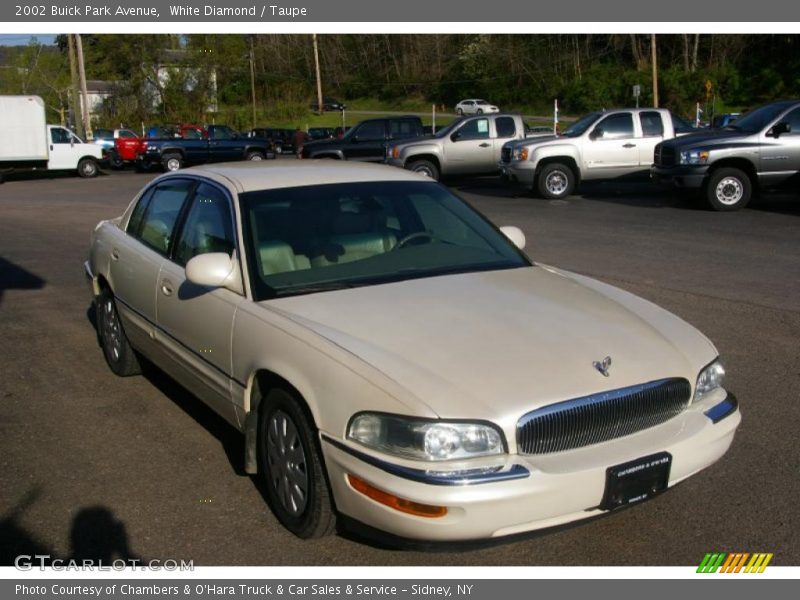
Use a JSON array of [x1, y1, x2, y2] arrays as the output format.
[[85, 161, 740, 541]]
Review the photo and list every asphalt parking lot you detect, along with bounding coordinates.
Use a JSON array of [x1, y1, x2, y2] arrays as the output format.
[[1, 165, 798, 566]]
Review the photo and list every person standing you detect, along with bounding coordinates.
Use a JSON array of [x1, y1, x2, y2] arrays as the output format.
[[293, 127, 310, 159]]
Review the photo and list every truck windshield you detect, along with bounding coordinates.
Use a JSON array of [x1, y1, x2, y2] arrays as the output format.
[[726, 102, 796, 133], [433, 118, 466, 138], [562, 112, 602, 137]]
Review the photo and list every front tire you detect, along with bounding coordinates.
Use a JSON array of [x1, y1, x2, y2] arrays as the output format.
[[257, 388, 335, 539], [273, 144, 283, 155], [77, 158, 99, 178], [96, 290, 141, 377], [456, 108, 463, 116], [407, 159, 440, 180], [246, 151, 265, 161], [537, 162, 576, 199], [162, 153, 183, 172], [705, 167, 752, 211]]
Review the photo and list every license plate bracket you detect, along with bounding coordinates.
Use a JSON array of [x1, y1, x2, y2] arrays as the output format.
[[600, 452, 672, 511]]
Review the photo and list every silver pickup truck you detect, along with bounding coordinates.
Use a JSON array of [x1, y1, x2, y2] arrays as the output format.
[[500, 108, 696, 199], [386, 113, 534, 180]]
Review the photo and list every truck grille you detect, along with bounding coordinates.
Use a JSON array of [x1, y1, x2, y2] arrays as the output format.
[[501, 147, 512, 163], [654, 144, 676, 167], [516, 378, 691, 455]]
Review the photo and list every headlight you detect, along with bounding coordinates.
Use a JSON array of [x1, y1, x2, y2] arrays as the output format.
[[348, 413, 505, 461], [680, 149, 710, 165], [694, 359, 725, 403], [512, 147, 529, 161]]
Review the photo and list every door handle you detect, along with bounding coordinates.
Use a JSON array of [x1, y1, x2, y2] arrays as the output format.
[[479, 142, 491, 147], [160, 279, 174, 296], [623, 143, 637, 148], [111, 248, 120, 261]]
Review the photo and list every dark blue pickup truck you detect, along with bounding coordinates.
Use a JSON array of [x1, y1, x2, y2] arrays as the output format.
[[136, 124, 276, 172]]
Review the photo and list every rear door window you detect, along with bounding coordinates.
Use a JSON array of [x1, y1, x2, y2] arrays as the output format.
[[640, 112, 664, 137], [495, 117, 517, 138], [131, 180, 195, 256]]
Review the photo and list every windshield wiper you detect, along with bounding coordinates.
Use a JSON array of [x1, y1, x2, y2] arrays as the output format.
[[274, 281, 357, 297]]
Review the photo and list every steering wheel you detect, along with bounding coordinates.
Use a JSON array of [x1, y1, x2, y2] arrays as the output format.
[[393, 231, 438, 250]]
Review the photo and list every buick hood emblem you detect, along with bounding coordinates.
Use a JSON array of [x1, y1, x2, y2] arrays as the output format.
[[593, 356, 612, 377]]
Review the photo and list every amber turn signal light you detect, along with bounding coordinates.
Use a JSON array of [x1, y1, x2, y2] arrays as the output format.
[[347, 474, 447, 518]]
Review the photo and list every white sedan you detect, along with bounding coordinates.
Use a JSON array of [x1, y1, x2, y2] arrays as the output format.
[[455, 99, 500, 115], [86, 161, 739, 541]]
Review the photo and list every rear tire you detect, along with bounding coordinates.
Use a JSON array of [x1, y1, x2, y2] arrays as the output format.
[[77, 158, 99, 178], [537, 162, 576, 199], [705, 167, 752, 211], [162, 153, 183, 172], [96, 289, 141, 377], [407, 159, 440, 181], [257, 388, 336, 539]]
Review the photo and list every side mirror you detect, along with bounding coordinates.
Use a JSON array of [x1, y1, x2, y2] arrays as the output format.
[[500, 226, 526, 250], [450, 131, 461, 142], [185, 252, 243, 294], [589, 128, 603, 140], [768, 122, 790, 138]]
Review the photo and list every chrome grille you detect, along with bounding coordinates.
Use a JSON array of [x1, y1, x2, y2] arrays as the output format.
[[501, 147, 512, 163], [517, 378, 691, 455]]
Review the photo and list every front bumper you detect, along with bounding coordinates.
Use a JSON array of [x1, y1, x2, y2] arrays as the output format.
[[385, 157, 405, 169], [651, 165, 709, 189], [322, 391, 740, 541], [501, 160, 536, 188]]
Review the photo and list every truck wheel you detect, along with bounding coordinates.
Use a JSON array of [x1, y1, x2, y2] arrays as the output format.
[[109, 153, 125, 170], [273, 144, 283, 155], [407, 159, 440, 180], [162, 153, 183, 172], [77, 158, 99, 178], [537, 162, 575, 199], [456, 108, 463, 116], [257, 387, 336, 538], [246, 151, 265, 161], [706, 167, 752, 211]]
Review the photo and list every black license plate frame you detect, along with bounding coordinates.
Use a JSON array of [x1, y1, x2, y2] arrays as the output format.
[[600, 451, 672, 511]]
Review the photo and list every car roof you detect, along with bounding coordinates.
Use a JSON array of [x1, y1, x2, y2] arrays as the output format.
[[169, 160, 429, 193]]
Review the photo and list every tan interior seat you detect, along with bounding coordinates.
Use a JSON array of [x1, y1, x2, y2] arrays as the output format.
[[259, 240, 311, 276]]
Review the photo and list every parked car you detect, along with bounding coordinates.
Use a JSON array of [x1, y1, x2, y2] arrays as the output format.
[[386, 113, 530, 180], [301, 116, 424, 161], [249, 128, 295, 155], [86, 161, 739, 541], [92, 128, 141, 169], [500, 108, 696, 199], [136, 124, 275, 171], [455, 99, 500, 116], [310, 96, 345, 112], [652, 99, 800, 210]]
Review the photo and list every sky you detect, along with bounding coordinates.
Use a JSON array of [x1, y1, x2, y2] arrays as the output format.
[[0, 34, 56, 46]]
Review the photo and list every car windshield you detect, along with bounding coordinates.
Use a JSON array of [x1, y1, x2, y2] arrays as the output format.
[[562, 112, 602, 137], [725, 102, 796, 133], [240, 181, 530, 300]]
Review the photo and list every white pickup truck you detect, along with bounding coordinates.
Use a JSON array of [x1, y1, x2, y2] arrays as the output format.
[[0, 95, 103, 181], [500, 108, 696, 198], [385, 113, 536, 180]]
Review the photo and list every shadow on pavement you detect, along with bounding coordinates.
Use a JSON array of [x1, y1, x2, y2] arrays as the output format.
[[0, 257, 46, 307]]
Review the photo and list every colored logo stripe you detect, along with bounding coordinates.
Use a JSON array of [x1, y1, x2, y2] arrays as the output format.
[[697, 552, 773, 573]]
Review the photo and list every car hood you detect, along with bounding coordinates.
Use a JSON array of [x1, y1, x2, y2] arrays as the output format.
[[263, 267, 711, 423], [660, 129, 754, 149]]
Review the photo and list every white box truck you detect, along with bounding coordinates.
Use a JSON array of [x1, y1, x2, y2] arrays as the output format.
[[0, 95, 103, 181]]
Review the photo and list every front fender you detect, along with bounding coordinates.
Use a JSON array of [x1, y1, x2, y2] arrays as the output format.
[[398, 143, 442, 164], [529, 143, 581, 170]]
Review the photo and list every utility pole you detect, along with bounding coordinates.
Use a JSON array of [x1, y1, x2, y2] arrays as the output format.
[[249, 35, 257, 129], [313, 33, 323, 115], [651, 33, 659, 108], [67, 34, 84, 139], [75, 34, 92, 139]]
